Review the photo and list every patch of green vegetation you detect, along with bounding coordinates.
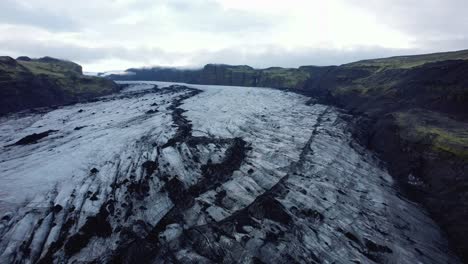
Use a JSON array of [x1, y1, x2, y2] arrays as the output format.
[[0, 57, 29, 78], [346, 49, 468, 70], [18, 59, 114, 96], [227, 65, 255, 73], [19, 61, 66, 77], [18, 59, 81, 78], [332, 84, 368, 95], [260, 68, 310, 88], [51, 74, 116, 96], [72, 77, 117, 95], [422, 127, 468, 158], [331, 81, 399, 99], [395, 110, 468, 159], [204, 65, 310, 88]]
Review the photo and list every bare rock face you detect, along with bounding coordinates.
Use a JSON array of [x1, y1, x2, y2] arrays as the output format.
[[0, 83, 460, 263]]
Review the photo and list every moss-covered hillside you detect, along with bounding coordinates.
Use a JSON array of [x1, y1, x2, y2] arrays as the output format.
[[395, 110, 468, 160], [0, 56, 119, 115], [345, 49, 468, 69]]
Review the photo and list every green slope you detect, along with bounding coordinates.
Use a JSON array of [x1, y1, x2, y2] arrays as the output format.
[[345, 49, 468, 69]]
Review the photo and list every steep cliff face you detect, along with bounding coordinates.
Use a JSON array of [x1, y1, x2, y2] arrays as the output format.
[[302, 50, 468, 261], [0, 56, 119, 115], [305, 59, 468, 118], [199, 64, 257, 86]]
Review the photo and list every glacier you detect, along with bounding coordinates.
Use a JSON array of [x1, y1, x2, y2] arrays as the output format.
[[0, 82, 459, 263]]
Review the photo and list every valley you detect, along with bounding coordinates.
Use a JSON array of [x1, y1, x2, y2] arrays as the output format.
[[0, 82, 459, 263]]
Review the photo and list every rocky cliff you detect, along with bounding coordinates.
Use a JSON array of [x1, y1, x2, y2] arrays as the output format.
[[302, 50, 468, 261], [0, 56, 119, 115]]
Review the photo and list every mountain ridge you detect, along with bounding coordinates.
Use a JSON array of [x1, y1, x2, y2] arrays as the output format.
[[108, 49, 468, 89]]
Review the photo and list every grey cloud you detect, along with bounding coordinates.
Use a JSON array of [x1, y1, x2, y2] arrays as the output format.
[[0, 0, 465, 71], [163, 0, 278, 33], [422, 37, 468, 51], [113, 0, 278, 34], [0, 39, 111, 62], [348, 0, 468, 50], [0, 38, 185, 65], [0, 0, 78, 31], [0, 37, 420, 70], [189, 46, 422, 68]]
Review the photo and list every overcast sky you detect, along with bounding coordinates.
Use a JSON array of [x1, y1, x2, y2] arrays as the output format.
[[0, 0, 467, 72]]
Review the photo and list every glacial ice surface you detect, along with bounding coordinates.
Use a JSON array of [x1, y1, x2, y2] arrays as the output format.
[[0, 81, 460, 263]]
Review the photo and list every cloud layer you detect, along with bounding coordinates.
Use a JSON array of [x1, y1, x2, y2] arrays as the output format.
[[0, 0, 466, 71]]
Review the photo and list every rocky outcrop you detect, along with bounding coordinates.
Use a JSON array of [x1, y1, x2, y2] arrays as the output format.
[[0, 56, 120, 115]]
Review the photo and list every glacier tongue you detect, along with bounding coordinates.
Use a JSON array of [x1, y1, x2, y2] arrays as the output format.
[[0, 82, 459, 263]]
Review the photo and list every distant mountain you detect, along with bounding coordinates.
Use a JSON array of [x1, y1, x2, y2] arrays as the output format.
[[108, 64, 312, 89], [0, 56, 119, 115], [108, 49, 468, 92]]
